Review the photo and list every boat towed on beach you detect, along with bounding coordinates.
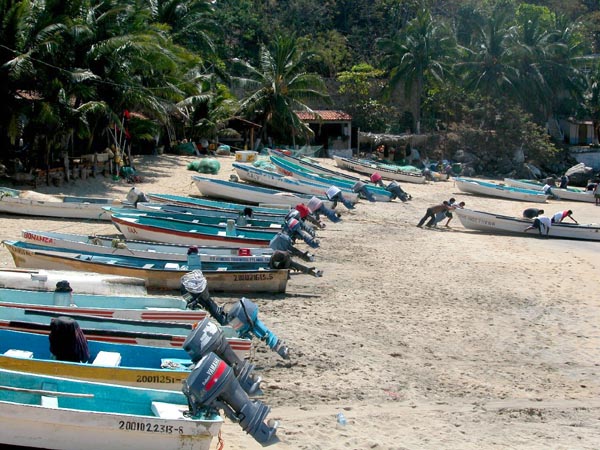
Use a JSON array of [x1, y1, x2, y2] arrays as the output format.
[[455, 208, 600, 241]]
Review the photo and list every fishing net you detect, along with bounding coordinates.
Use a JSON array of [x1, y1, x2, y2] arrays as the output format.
[[187, 158, 221, 174]]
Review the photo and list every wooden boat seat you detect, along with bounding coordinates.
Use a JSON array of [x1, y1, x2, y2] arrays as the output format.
[[142, 263, 154, 269], [91, 351, 121, 367], [164, 263, 180, 270], [41, 396, 59, 408], [3, 349, 34, 358], [151, 401, 187, 419]]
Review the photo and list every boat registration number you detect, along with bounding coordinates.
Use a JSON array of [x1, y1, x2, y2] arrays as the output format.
[[118, 421, 184, 434]]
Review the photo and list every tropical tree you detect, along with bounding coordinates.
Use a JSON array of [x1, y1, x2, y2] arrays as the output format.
[[233, 34, 330, 145], [377, 7, 456, 133]]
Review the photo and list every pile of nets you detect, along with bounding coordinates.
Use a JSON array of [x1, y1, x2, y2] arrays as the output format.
[[187, 158, 221, 174]]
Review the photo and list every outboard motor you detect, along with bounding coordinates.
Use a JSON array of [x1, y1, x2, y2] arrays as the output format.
[[227, 297, 289, 359], [269, 231, 315, 262], [183, 353, 278, 444], [325, 186, 355, 210], [186, 246, 202, 270], [126, 187, 148, 207], [181, 270, 228, 325], [284, 209, 316, 237], [370, 173, 411, 201], [307, 196, 341, 224], [181, 271, 290, 359], [294, 203, 325, 229], [54, 280, 74, 306], [385, 181, 411, 202], [183, 318, 262, 396], [235, 207, 254, 227], [352, 180, 376, 202], [283, 218, 319, 249], [269, 250, 323, 277]]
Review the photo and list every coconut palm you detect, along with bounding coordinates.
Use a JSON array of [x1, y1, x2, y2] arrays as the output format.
[[377, 7, 456, 134], [233, 34, 330, 144]]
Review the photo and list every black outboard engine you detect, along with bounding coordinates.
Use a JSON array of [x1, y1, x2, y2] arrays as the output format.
[[370, 173, 411, 201], [183, 318, 262, 396], [306, 196, 341, 223], [352, 180, 376, 202], [183, 353, 278, 444], [283, 218, 319, 249], [126, 186, 148, 207], [269, 250, 323, 277], [269, 231, 315, 262], [181, 270, 227, 325], [181, 271, 290, 359], [49, 316, 90, 363], [325, 186, 355, 210], [385, 180, 411, 201]]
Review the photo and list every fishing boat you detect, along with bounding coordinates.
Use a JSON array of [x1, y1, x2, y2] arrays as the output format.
[[146, 193, 292, 216], [136, 201, 287, 223], [0, 305, 251, 353], [454, 177, 549, 203], [110, 213, 276, 248], [0, 187, 131, 220], [3, 240, 290, 293], [503, 178, 596, 203], [0, 368, 222, 450], [269, 154, 393, 202], [0, 268, 147, 296], [105, 206, 284, 229], [232, 162, 360, 203], [191, 174, 334, 208], [0, 328, 199, 390], [21, 230, 274, 264], [332, 155, 427, 184], [454, 208, 600, 241], [0, 286, 207, 324]]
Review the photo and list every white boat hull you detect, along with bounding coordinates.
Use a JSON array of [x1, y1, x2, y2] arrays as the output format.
[[192, 176, 334, 208], [333, 156, 427, 184], [0, 268, 147, 295], [454, 178, 548, 203], [0, 396, 219, 450], [455, 208, 600, 241], [503, 179, 595, 203]]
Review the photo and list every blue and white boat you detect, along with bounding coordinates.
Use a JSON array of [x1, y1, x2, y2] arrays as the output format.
[[0, 368, 222, 450], [269, 154, 393, 202], [232, 162, 360, 204], [454, 177, 549, 203], [146, 193, 292, 216], [191, 175, 335, 208], [21, 230, 274, 265]]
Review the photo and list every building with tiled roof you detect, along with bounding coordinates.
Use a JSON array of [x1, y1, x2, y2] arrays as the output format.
[[295, 110, 353, 157]]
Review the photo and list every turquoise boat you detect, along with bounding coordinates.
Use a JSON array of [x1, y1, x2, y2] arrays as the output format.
[[0, 328, 198, 390], [0, 305, 251, 353], [111, 212, 278, 248], [4, 240, 289, 293], [0, 368, 222, 450], [104, 206, 283, 230], [0, 286, 207, 324], [136, 201, 287, 222], [147, 193, 291, 216], [269, 154, 393, 202]]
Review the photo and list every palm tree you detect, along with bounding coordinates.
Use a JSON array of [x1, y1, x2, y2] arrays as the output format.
[[233, 34, 330, 145], [377, 7, 456, 134]]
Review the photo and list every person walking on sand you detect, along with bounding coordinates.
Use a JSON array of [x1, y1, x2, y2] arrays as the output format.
[[524, 215, 552, 237], [522, 208, 544, 219], [417, 201, 452, 228], [551, 209, 578, 224]]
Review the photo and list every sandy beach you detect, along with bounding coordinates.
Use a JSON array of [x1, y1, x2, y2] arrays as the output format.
[[1, 153, 599, 450]]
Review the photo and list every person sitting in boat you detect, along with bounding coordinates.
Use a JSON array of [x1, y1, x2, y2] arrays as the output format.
[[49, 316, 90, 363], [524, 215, 552, 237], [586, 179, 597, 191], [559, 174, 569, 189], [541, 182, 555, 197], [523, 208, 544, 219], [551, 209, 578, 225]]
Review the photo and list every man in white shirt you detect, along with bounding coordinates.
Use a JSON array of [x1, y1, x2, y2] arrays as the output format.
[[524, 216, 552, 236]]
